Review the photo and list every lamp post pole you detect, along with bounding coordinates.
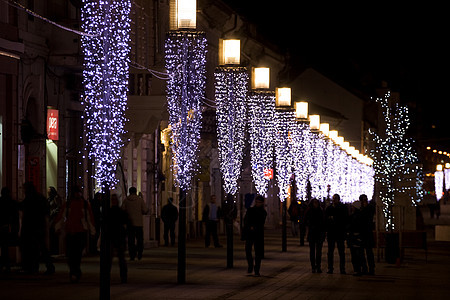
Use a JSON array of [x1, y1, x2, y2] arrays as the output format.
[[215, 38, 248, 268], [177, 188, 186, 283], [165, 0, 207, 284], [274, 87, 293, 253]]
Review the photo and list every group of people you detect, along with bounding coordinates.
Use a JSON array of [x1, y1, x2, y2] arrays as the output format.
[[0, 183, 150, 284], [303, 193, 376, 276], [200, 192, 375, 277], [233, 192, 376, 277], [2, 183, 376, 281]]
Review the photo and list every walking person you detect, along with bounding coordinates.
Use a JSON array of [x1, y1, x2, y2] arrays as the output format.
[[19, 182, 55, 275], [47, 187, 62, 255], [359, 194, 375, 275], [202, 195, 222, 248], [288, 200, 299, 237], [122, 187, 149, 260], [108, 193, 128, 283], [347, 201, 363, 276], [242, 195, 267, 276], [55, 185, 96, 282], [325, 193, 348, 274], [0, 187, 19, 274], [161, 197, 178, 246], [89, 192, 102, 254], [305, 198, 325, 273]]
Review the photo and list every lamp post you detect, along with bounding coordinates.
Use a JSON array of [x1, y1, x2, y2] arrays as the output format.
[[215, 38, 248, 268], [292, 101, 310, 204], [247, 68, 275, 197], [80, 1, 131, 299], [436, 164, 444, 201], [165, 0, 207, 284], [274, 87, 294, 252], [444, 163, 450, 192]]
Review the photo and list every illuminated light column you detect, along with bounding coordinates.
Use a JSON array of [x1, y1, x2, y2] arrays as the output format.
[[308, 114, 324, 200], [82, 0, 131, 191], [81, 1, 131, 299], [165, 0, 206, 284], [215, 38, 248, 268], [292, 101, 311, 201], [436, 164, 444, 201], [445, 163, 450, 191], [274, 87, 294, 252], [247, 67, 275, 196], [215, 39, 248, 196]]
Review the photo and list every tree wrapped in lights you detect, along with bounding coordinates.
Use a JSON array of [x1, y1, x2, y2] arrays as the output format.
[[165, 31, 207, 190], [81, 0, 131, 190], [369, 91, 422, 231], [215, 67, 248, 195], [247, 91, 276, 196]]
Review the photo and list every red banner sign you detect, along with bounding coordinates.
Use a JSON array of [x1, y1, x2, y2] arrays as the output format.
[[47, 109, 59, 140], [264, 168, 273, 180]]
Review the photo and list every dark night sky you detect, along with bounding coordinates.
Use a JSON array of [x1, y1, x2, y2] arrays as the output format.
[[222, 1, 450, 149]]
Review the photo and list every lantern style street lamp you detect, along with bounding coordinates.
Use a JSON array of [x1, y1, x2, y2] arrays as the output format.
[[215, 38, 248, 268], [435, 164, 444, 201], [248, 68, 275, 197], [274, 87, 294, 252], [295, 101, 308, 120], [319, 123, 330, 137], [170, 0, 197, 30], [445, 163, 450, 191], [309, 114, 320, 131], [166, 0, 207, 284], [252, 67, 270, 89]]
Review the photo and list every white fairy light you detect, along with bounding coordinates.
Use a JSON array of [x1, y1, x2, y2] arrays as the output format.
[[81, 0, 131, 190], [247, 91, 275, 196], [369, 91, 423, 230], [215, 67, 248, 195], [165, 31, 207, 190]]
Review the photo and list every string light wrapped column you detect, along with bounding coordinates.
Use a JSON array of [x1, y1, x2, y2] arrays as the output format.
[[215, 39, 248, 268], [81, 0, 131, 191], [81, 1, 131, 298], [274, 87, 294, 252], [292, 101, 311, 201], [435, 165, 444, 201], [247, 68, 275, 196], [165, 0, 207, 284]]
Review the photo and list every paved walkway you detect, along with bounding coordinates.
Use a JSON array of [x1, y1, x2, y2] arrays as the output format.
[[1, 204, 450, 300]]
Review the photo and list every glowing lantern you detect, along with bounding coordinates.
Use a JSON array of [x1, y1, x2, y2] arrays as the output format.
[[219, 39, 240, 65], [275, 87, 291, 107], [295, 101, 308, 119]]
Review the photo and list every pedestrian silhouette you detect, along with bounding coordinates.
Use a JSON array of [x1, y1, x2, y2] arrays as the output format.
[[359, 194, 375, 275], [121, 187, 149, 260], [347, 200, 364, 276], [202, 195, 222, 248], [305, 198, 325, 273], [161, 197, 178, 246], [47, 186, 62, 255], [242, 195, 267, 276], [0, 187, 19, 274], [108, 193, 128, 283], [325, 193, 348, 274], [19, 182, 55, 275], [288, 200, 300, 237], [89, 192, 102, 254], [55, 185, 95, 282]]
